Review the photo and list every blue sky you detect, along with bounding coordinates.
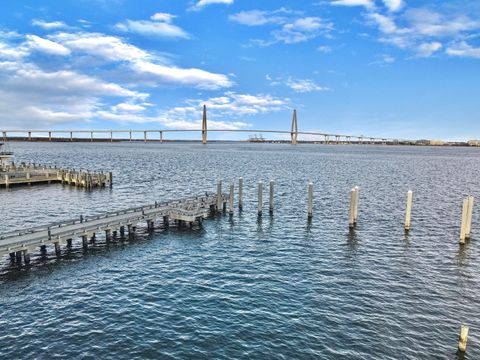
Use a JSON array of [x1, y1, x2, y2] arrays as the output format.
[[0, 0, 479, 141]]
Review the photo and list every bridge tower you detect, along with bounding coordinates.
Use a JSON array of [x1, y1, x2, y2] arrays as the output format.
[[202, 105, 207, 144], [291, 109, 298, 145]]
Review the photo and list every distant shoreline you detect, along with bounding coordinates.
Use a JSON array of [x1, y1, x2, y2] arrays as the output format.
[[1, 137, 478, 147]]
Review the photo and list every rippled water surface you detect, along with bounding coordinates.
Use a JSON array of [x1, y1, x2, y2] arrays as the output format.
[[1, 142, 480, 359]]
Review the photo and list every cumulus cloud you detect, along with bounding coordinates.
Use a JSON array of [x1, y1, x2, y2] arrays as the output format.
[[446, 42, 480, 59], [382, 0, 403, 12], [285, 78, 328, 93], [50, 32, 232, 89], [365, 7, 480, 58], [26, 35, 71, 56], [191, 0, 234, 11], [115, 13, 190, 39], [32, 19, 67, 30], [330, 0, 374, 9], [230, 8, 333, 45]]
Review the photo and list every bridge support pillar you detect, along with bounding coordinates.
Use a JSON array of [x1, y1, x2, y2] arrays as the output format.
[[202, 105, 207, 144], [291, 109, 298, 145], [49, 131, 52, 141], [28, 131, 32, 141]]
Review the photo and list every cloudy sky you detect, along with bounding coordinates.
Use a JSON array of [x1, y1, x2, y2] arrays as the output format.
[[0, 0, 479, 140]]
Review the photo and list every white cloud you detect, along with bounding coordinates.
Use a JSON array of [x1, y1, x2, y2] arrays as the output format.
[[115, 13, 189, 39], [330, 0, 374, 9], [446, 41, 480, 59], [228, 10, 283, 26], [0, 41, 27, 59], [52, 32, 150, 61], [365, 8, 480, 58], [382, 0, 403, 12], [318, 45, 332, 53], [0, 60, 147, 128], [132, 60, 233, 90], [151, 12, 176, 22], [26, 35, 71, 56], [416, 41, 442, 57], [51, 32, 232, 89], [285, 78, 328, 93], [112, 102, 146, 112], [32, 19, 67, 30], [231, 9, 333, 45], [191, 0, 234, 11]]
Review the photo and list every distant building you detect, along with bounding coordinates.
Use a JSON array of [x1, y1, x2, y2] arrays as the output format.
[[468, 140, 480, 147], [429, 140, 446, 146]]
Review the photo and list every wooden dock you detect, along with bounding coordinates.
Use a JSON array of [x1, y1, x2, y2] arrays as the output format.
[[1, 163, 112, 189], [0, 192, 228, 264]]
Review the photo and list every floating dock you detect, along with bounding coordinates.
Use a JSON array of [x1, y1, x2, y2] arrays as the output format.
[[0, 192, 228, 264], [1, 163, 112, 189]]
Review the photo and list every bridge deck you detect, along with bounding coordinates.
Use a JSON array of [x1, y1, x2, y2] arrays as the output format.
[[0, 192, 227, 258]]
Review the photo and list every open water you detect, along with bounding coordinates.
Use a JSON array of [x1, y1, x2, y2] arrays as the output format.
[[0, 142, 479, 359]]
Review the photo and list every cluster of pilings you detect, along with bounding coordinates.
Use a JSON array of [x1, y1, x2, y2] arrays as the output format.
[[1, 162, 112, 189], [216, 179, 476, 244]]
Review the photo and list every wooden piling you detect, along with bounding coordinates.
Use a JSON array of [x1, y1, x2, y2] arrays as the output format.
[[258, 181, 263, 216], [238, 177, 243, 210], [349, 188, 356, 228], [353, 186, 360, 224], [458, 325, 469, 352], [269, 180, 274, 214], [54, 242, 61, 256], [308, 182, 313, 219], [229, 184, 234, 215], [466, 196, 474, 239], [23, 250, 30, 264], [216, 180, 222, 213], [82, 235, 88, 249], [405, 190, 413, 231], [460, 198, 468, 244]]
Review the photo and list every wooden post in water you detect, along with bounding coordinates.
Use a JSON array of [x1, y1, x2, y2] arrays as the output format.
[[144, 131, 147, 143], [70, 132, 73, 142], [202, 105, 207, 145], [49, 131, 52, 141], [160, 131, 163, 143], [4, 175, 9, 189], [466, 196, 474, 239], [90, 131, 93, 142], [354, 186, 360, 224], [216, 180, 222, 213], [269, 180, 274, 214], [110, 131, 113, 142], [129, 131, 132, 142], [307, 182, 313, 219], [258, 181, 263, 216], [238, 177, 243, 210], [460, 198, 469, 244], [229, 184, 234, 215], [349, 188, 356, 228], [458, 325, 469, 352], [405, 190, 413, 231]]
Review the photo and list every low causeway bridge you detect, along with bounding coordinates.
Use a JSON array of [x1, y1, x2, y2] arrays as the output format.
[[0, 192, 228, 264], [1, 107, 411, 145]]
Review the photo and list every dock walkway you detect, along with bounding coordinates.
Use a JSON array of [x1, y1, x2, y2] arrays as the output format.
[[1, 192, 228, 264], [1, 163, 111, 189]]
